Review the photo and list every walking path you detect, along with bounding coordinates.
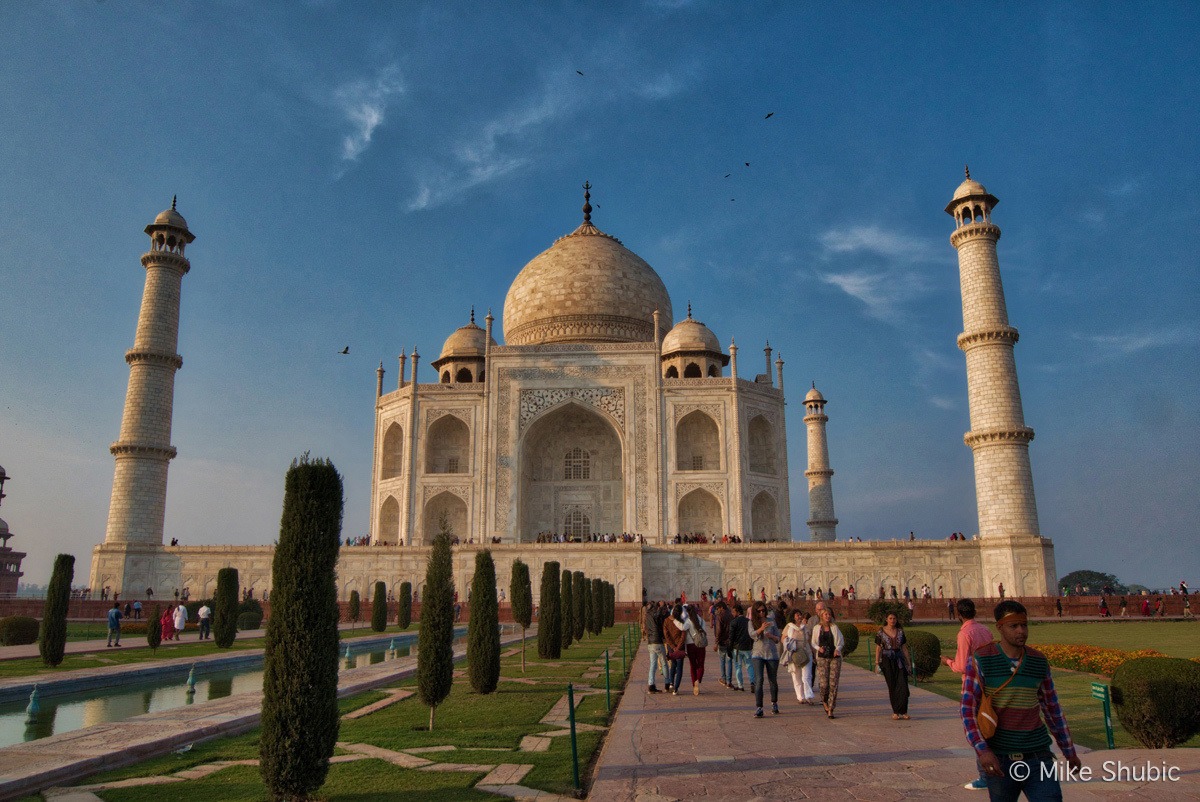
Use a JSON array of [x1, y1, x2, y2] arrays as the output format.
[[591, 647, 1200, 800]]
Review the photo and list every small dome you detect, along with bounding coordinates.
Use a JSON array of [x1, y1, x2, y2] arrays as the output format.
[[805, 385, 825, 402], [153, 207, 189, 229], [662, 311, 721, 355], [952, 177, 988, 201], [433, 319, 496, 367], [0, 518, 8, 536]]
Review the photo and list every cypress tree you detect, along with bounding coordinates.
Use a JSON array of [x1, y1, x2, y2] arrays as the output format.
[[560, 569, 574, 650], [397, 581, 412, 629], [371, 581, 387, 632], [591, 577, 604, 635], [509, 559, 532, 672], [607, 582, 616, 627], [581, 573, 592, 638], [537, 561, 561, 659], [213, 567, 239, 648], [417, 517, 455, 730], [572, 570, 586, 641], [259, 455, 343, 799], [467, 550, 500, 694], [348, 590, 360, 623], [146, 604, 162, 651], [39, 554, 73, 667]]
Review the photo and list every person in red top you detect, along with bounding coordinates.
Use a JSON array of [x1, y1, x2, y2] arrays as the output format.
[[942, 598, 996, 791]]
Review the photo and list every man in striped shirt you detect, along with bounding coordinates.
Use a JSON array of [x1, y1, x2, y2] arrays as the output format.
[[961, 600, 1081, 801]]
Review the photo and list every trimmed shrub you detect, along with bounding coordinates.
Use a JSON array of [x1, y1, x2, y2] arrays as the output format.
[[572, 570, 586, 641], [371, 581, 387, 632], [417, 517, 455, 730], [237, 611, 260, 631], [581, 574, 592, 637], [467, 550, 500, 694], [214, 568, 239, 648], [606, 582, 615, 627], [348, 590, 361, 622], [236, 597, 264, 630], [867, 599, 912, 626], [560, 569, 574, 650], [0, 616, 40, 646], [397, 581, 412, 629], [1111, 657, 1200, 748], [147, 604, 162, 651], [39, 554, 74, 667], [259, 455, 343, 799], [840, 622, 859, 657], [510, 559, 532, 672], [906, 629, 941, 680], [590, 577, 603, 635], [537, 561, 561, 659]]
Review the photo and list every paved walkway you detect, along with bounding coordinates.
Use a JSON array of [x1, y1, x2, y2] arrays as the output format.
[[591, 647, 1200, 800]]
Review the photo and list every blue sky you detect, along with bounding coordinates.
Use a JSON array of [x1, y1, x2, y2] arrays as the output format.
[[1, 2, 1196, 589]]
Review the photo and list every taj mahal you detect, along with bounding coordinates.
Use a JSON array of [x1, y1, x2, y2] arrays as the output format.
[[89, 172, 1058, 603]]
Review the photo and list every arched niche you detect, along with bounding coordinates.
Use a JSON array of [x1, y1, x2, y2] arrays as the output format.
[[422, 491, 468, 545], [378, 495, 400, 544], [518, 402, 623, 541], [425, 415, 469, 474], [678, 488, 722, 537], [751, 491, 777, 541], [747, 415, 777, 475], [381, 422, 404, 479], [676, 410, 720, 471]]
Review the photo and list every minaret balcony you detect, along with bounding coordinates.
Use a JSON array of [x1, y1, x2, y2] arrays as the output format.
[[949, 222, 1001, 248], [963, 427, 1035, 448], [125, 349, 184, 369], [957, 326, 1019, 351], [109, 441, 178, 459], [140, 250, 191, 273]]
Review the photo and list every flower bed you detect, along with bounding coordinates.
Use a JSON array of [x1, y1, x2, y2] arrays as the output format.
[[1037, 644, 1166, 677]]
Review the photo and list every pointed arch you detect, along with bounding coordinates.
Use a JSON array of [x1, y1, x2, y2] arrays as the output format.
[[422, 491, 468, 545], [381, 422, 404, 479], [665, 365, 679, 379], [378, 495, 400, 544], [455, 367, 474, 383], [676, 409, 720, 471], [748, 415, 777, 475], [751, 491, 777, 541], [678, 488, 722, 537], [683, 362, 702, 378], [426, 414, 469, 474]]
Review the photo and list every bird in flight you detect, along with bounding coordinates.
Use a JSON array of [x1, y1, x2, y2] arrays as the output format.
[[576, 70, 584, 76], [339, 346, 350, 355], [724, 173, 731, 178], [764, 112, 774, 119], [744, 162, 750, 167]]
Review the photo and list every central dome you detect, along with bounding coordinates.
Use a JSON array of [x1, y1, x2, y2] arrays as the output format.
[[503, 201, 673, 345]]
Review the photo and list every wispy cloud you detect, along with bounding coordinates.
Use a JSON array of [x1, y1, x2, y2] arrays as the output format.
[[818, 225, 937, 263], [1073, 324, 1200, 355], [817, 268, 931, 324], [334, 64, 404, 166], [1105, 178, 1140, 197]]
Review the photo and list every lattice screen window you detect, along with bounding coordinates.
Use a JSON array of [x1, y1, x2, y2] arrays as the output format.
[[447, 457, 460, 474], [692, 455, 705, 471], [564, 510, 591, 539], [564, 447, 591, 480]]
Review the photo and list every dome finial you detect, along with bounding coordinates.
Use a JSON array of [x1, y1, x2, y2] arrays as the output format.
[[582, 180, 592, 224], [171, 195, 177, 211], [687, 301, 692, 319], [812, 380, 816, 389], [964, 165, 970, 180], [470, 306, 475, 324]]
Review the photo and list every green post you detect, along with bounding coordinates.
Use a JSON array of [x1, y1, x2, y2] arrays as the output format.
[[622, 632, 627, 676], [605, 649, 611, 712], [1091, 682, 1115, 749], [567, 682, 580, 792]]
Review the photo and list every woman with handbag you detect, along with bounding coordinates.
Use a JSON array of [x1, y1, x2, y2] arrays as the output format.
[[810, 607, 845, 718], [782, 609, 814, 705], [662, 603, 688, 696], [749, 601, 781, 717], [874, 612, 912, 719], [677, 604, 708, 695]]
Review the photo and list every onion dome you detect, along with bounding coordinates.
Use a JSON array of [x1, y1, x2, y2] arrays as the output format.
[[502, 183, 673, 345]]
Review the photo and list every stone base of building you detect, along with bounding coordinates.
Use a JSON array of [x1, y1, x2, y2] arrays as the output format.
[[91, 536, 1057, 604]]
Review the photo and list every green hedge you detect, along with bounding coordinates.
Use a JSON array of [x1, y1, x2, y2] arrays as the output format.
[[840, 623, 859, 657], [237, 611, 261, 631], [0, 616, 40, 645], [1112, 657, 1200, 748], [906, 629, 941, 680], [866, 599, 912, 626]]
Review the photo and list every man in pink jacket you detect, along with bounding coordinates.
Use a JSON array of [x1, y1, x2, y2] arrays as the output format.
[[943, 598, 994, 790]]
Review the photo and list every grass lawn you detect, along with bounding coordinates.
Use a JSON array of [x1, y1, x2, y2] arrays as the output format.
[[78, 624, 638, 800], [846, 619, 1200, 750]]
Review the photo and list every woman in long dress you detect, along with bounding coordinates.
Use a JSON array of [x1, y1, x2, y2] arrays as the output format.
[[782, 609, 814, 705], [160, 604, 176, 641], [873, 612, 912, 719]]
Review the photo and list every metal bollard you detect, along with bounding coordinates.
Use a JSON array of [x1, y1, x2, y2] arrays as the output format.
[[605, 649, 611, 712]]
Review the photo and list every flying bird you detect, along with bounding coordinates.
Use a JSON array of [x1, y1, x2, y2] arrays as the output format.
[[744, 162, 750, 167], [724, 173, 731, 178], [576, 70, 584, 76], [339, 346, 350, 355], [764, 112, 774, 119]]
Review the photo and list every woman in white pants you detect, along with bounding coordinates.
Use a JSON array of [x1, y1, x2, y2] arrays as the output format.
[[782, 609, 814, 704]]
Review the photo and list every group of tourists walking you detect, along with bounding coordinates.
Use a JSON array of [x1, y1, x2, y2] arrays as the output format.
[[642, 596, 849, 719]]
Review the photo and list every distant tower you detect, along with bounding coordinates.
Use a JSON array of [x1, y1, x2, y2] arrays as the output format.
[[103, 199, 194, 548], [804, 384, 838, 541], [947, 170, 1040, 539]]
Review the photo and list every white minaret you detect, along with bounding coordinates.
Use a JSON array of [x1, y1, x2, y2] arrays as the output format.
[[103, 199, 193, 548], [804, 384, 838, 541], [946, 169, 1040, 540]]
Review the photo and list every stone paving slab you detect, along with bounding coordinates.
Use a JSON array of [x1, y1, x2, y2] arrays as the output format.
[[590, 646, 1200, 801], [480, 763, 534, 786], [341, 687, 413, 720], [339, 742, 433, 769]]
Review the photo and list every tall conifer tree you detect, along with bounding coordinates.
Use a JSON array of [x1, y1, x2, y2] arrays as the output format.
[[560, 569, 574, 650], [397, 581, 412, 629], [509, 559, 532, 672], [213, 567, 239, 648], [371, 581, 387, 632], [572, 570, 586, 641], [39, 554, 73, 667], [259, 455, 343, 799], [467, 550, 500, 693], [591, 577, 604, 635], [417, 515, 455, 730], [537, 561, 561, 659]]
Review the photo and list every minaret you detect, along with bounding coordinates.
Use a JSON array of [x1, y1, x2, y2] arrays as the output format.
[[803, 384, 838, 541], [947, 168, 1040, 539], [103, 199, 194, 548]]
